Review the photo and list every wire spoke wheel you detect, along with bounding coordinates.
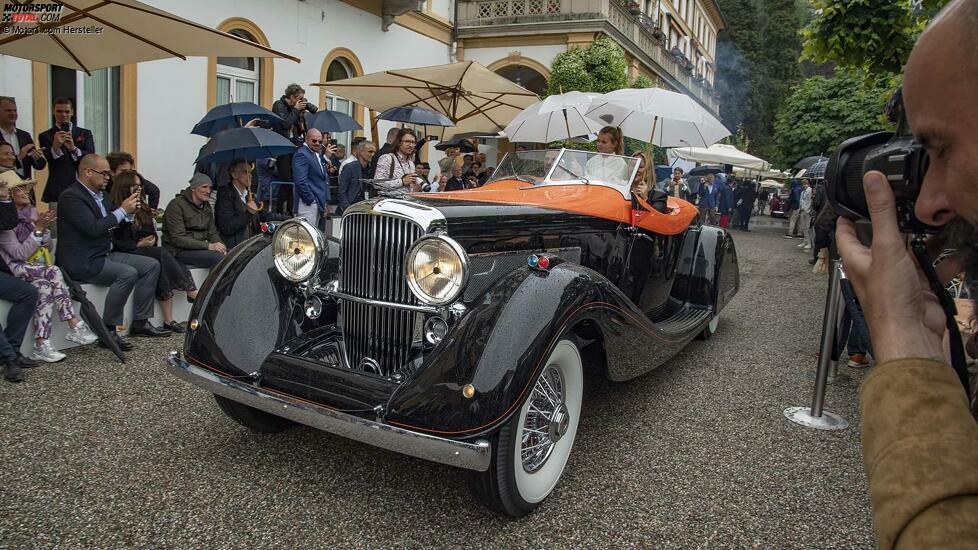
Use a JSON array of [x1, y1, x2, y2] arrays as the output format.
[[520, 364, 566, 473]]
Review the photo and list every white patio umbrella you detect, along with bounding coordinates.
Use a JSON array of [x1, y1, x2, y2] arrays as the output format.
[[0, 0, 299, 73], [315, 61, 539, 139], [503, 91, 604, 143], [672, 143, 770, 171], [585, 87, 731, 148]]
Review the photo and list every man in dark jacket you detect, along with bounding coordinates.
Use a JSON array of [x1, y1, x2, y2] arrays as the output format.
[[215, 160, 289, 249], [162, 173, 226, 267], [443, 165, 466, 191], [0, 172, 39, 381], [0, 97, 46, 180], [736, 182, 756, 230], [38, 98, 95, 208], [271, 84, 318, 213], [337, 140, 376, 214], [55, 154, 169, 348]]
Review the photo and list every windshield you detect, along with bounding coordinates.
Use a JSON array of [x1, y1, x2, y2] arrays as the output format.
[[490, 149, 640, 196]]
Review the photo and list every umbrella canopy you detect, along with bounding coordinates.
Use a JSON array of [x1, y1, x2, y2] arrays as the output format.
[[194, 127, 296, 165], [191, 102, 282, 137], [0, 0, 299, 74], [687, 165, 725, 177], [315, 61, 538, 139], [306, 110, 362, 133], [585, 87, 731, 147], [759, 179, 784, 188], [62, 273, 125, 362], [378, 106, 455, 127], [793, 155, 828, 171], [502, 91, 604, 143], [671, 143, 771, 171], [434, 137, 478, 153]]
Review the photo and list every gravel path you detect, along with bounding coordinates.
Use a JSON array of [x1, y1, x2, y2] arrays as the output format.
[[0, 226, 875, 549]]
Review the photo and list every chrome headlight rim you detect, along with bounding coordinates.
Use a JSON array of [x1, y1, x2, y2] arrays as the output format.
[[405, 235, 469, 306], [272, 218, 326, 283]]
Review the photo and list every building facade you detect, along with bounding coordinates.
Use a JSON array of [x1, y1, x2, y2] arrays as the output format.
[[457, 0, 725, 114], [1, 0, 455, 204]]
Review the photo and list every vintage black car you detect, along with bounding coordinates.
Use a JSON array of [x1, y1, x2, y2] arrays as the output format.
[[167, 149, 740, 516]]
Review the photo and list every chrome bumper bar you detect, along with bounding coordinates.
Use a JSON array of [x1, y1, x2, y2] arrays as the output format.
[[166, 351, 491, 471]]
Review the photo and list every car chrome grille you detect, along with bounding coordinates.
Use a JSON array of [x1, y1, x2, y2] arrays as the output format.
[[339, 213, 425, 377]]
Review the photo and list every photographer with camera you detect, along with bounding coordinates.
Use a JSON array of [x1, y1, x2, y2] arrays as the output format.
[[271, 84, 318, 213], [830, 1, 978, 546]]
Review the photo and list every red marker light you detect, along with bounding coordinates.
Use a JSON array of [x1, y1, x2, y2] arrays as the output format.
[[260, 222, 268, 232], [537, 255, 550, 269]]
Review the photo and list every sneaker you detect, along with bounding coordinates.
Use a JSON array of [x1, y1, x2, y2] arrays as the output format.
[[32, 341, 66, 363], [66, 321, 99, 345], [783, 234, 794, 239], [803, 245, 812, 250], [797, 241, 807, 247], [3, 360, 23, 383], [846, 353, 870, 368]]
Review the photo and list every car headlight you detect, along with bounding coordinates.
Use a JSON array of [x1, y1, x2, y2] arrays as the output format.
[[272, 219, 325, 282], [405, 235, 469, 305]]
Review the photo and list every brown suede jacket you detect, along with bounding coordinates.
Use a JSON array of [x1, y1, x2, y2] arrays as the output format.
[[861, 358, 978, 548]]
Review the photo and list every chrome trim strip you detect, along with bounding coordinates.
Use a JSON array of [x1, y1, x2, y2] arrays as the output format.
[[372, 198, 446, 232], [167, 351, 491, 472], [329, 290, 442, 314]]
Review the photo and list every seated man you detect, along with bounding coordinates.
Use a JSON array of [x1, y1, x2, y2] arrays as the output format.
[[162, 173, 226, 268], [215, 160, 288, 249], [55, 154, 169, 349]]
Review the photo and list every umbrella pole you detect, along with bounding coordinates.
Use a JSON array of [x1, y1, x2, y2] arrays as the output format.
[[646, 115, 659, 159], [564, 108, 572, 147]]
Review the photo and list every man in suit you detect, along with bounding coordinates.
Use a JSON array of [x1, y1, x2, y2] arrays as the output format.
[[0, 97, 47, 180], [39, 98, 95, 209], [215, 160, 289, 249], [292, 128, 331, 228], [55, 154, 170, 351], [443, 165, 466, 191], [337, 140, 376, 214], [697, 174, 720, 225], [0, 172, 39, 382]]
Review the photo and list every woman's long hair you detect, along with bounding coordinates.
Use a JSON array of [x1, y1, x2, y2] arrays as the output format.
[[110, 170, 154, 228], [632, 151, 655, 194], [598, 126, 624, 156]]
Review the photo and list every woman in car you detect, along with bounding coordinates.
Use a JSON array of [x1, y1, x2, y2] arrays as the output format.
[[585, 127, 628, 183]]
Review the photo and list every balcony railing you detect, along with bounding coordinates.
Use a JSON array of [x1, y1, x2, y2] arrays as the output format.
[[458, 0, 720, 114]]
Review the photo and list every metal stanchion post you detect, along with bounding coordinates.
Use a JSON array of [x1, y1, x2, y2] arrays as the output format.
[[784, 259, 850, 430], [827, 266, 852, 385]]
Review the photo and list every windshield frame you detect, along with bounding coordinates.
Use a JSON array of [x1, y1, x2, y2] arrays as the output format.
[[489, 148, 641, 200]]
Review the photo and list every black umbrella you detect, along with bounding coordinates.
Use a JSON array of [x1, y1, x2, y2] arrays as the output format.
[[62, 272, 125, 362], [792, 155, 828, 171], [191, 102, 282, 137], [378, 106, 454, 127], [687, 165, 725, 177], [306, 109, 362, 133], [194, 127, 296, 165], [434, 137, 478, 153]]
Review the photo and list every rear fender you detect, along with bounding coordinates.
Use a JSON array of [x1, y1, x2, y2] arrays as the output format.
[[671, 226, 739, 313]]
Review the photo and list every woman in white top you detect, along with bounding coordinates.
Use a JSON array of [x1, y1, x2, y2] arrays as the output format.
[[584, 126, 628, 184], [373, 128, 421, 198]]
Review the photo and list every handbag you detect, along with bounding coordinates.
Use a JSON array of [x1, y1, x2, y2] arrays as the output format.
[[27, 245, 52, 267]]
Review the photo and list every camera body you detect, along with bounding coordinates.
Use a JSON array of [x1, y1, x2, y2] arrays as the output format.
[[825, 89, 935, 234]]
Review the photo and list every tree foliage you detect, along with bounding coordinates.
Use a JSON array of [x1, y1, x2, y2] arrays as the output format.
[[716, 0, 806, 162], [772, 71, 892, 166], [547, 37, 628, 96], [802, 0, 949, 75]]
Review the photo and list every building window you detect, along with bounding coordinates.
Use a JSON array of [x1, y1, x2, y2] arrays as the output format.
[[49, 65, 120, 156], [216, 29, 260, 104], [495, 65, 547, 97], [324, 58, 355, 150]]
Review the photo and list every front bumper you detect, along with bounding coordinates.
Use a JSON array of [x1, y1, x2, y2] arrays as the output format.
[[166, 351, 491, 471]]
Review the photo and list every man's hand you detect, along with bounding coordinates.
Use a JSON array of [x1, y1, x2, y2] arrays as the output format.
[[401, 173, 417, 188], [208, 242, 227, 254], [63, 132, 77, 151], [51, 132, 67, 149], [836, 171, 948, 364], [18, 143, 34, 160], [120, 192, 140, 214]]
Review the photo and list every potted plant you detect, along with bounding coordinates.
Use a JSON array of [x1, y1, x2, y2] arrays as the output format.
[[626, 1, 642, 15]]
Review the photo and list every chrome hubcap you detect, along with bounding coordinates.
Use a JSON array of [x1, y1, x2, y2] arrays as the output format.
[[521, 364, 565, 473]]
